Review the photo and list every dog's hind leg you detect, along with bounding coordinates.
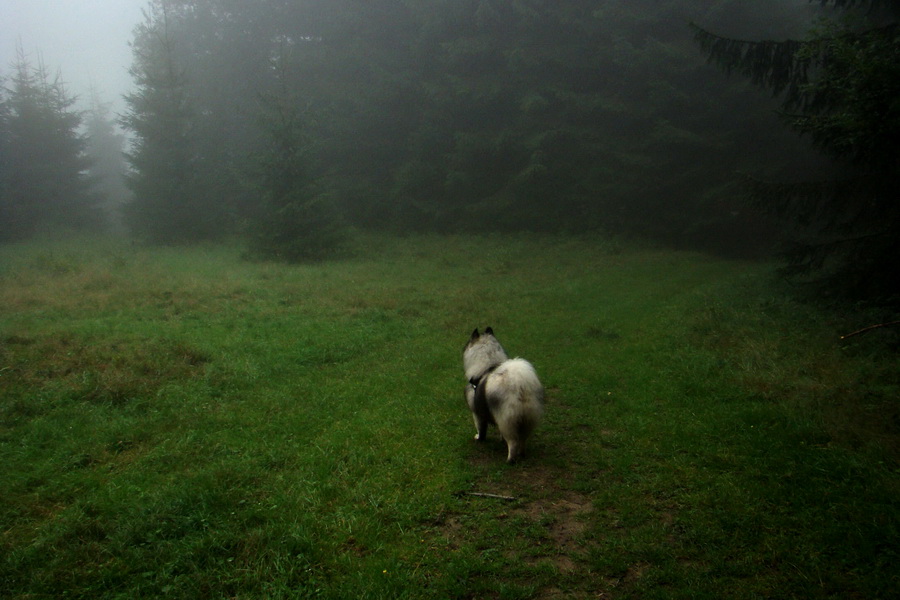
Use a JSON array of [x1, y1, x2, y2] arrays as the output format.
[[499, 414, 534, 464], [505, 439, 522, 464]]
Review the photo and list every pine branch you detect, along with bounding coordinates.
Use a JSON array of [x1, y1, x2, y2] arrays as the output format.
[[692, 19, 899, 112], [816, 0, 900, 15], [689, 23, 811, 102]]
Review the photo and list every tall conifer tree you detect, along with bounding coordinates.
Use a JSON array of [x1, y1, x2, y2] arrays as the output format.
[[249, 42, 346, 261], [1, 48, 97, 241], [693, 0, 900, 300], [0, 77, 11, 234], [123, 0, 202, 243], [84, 94, 131, 235]]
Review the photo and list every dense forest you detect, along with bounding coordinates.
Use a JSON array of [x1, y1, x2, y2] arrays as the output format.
[[119, 0, 817, 255], [2, 0, 897, 295]]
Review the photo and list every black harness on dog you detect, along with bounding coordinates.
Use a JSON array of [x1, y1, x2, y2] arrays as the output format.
[[469, 365, 499, 390], [469, 364, 500, 425]]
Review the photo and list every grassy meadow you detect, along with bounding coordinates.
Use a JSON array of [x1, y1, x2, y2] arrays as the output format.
[[1, 234, 897, 599]]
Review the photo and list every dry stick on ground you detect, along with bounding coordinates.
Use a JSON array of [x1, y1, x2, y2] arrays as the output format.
[[463, 492, 517, 501], [840, 320, 900, 340]]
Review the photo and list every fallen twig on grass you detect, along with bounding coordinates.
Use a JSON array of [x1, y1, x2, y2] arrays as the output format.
[[840, 320, 900, 340], [459, 492, 517, 501]]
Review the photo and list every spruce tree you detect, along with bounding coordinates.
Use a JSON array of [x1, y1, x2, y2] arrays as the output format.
[[248, 45, 346, 262], [122, 0, 201, 243], [1, 48, 98, 241], [0, 78, 10, 234], [693, 0, 900, 301], [84, 94, 131, 235]]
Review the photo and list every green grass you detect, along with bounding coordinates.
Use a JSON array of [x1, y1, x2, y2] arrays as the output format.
[[1, 233, 897, 599]]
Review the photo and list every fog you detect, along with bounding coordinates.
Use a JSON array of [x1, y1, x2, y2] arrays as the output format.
[[3, 0, 891, 285], [1, 0, 144, 112]]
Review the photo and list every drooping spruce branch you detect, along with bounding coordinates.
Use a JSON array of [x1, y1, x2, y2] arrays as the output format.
[[815, 0, 900, 14], [692, 0, 900, 301], [689, 25, 812, 106], [691, 0, 900, 113]]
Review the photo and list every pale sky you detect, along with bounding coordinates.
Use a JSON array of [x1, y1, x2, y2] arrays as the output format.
[[0, 0, 146, 114]]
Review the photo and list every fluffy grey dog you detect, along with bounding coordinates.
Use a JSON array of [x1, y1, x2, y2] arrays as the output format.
[[463, 327, 544, 463]]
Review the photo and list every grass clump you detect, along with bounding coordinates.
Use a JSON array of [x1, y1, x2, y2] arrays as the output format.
[[1, 233, 897, 599]]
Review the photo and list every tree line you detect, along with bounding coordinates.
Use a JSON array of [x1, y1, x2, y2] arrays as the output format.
[[2, 0, 897, 299], [0, 0, 817, 251], [0, 46, 130, 242], [117, 0, 818, 257]]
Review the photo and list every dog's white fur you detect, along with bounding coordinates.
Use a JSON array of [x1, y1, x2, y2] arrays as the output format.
[[463, 327, 543, 463]]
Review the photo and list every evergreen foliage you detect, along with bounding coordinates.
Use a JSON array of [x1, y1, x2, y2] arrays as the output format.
[[248, 47, 347, 261], [122, 0, 229, 243], [84, 96, 131, 235], [693, 0, 900, 300], [0, 77, 10, 230], [0, 48, 99, 241], [115, 1, 819, 256]]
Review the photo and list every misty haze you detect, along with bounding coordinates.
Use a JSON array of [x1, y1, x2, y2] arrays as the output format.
[[1, 1, 898, 598]]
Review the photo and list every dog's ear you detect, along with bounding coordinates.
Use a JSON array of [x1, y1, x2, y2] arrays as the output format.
[[485, 326, 494, 335], [470, 328, 480, 339]]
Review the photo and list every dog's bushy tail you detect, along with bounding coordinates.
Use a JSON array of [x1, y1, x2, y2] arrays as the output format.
[[486, 358, 544, 462]]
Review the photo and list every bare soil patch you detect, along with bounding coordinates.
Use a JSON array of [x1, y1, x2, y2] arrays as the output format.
[[443, 453, 607, 597]]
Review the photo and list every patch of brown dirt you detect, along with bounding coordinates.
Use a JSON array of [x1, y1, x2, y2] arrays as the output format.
[[515, 490, 594, 552], [514, 488, 595, 580], [441, 455, 607, 597]]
